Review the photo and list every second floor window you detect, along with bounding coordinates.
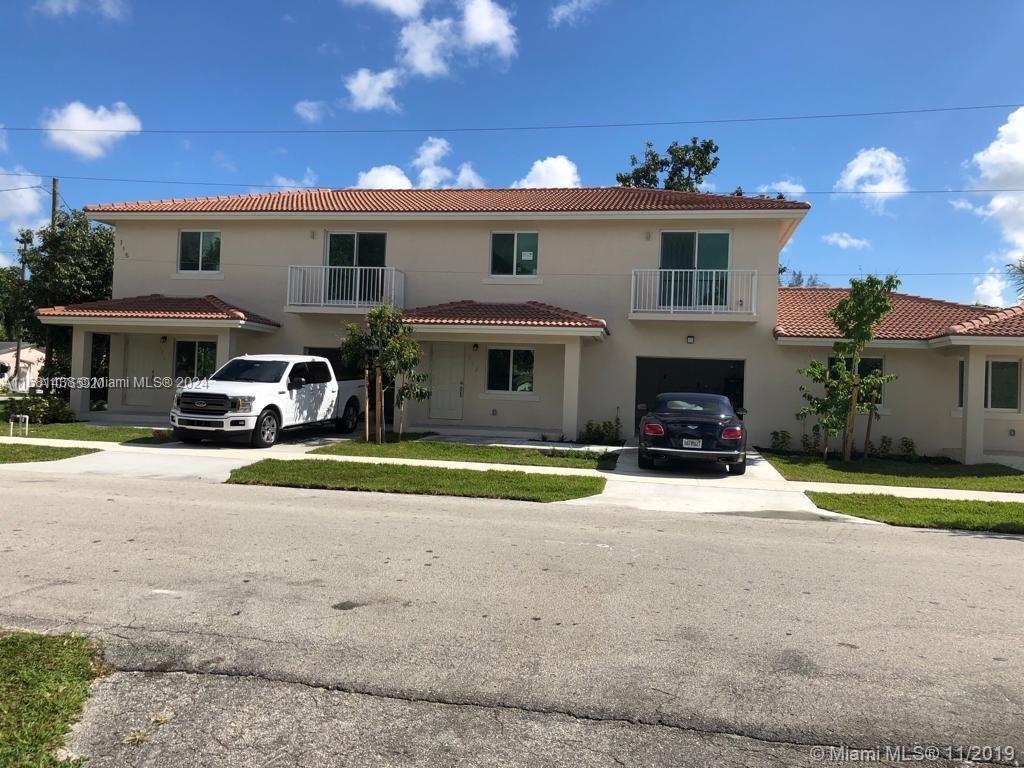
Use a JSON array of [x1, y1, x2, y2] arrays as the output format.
[[491, 232, 538, 277], [179, 231, 221, 272]]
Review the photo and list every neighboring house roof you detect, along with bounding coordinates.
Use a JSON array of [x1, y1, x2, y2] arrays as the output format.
[[0, 342, 43, 356], [776, 287, 1024, 340], [403, 300, 608, 332], [35, 294, 281, 327], [84, 187, 810, 215]]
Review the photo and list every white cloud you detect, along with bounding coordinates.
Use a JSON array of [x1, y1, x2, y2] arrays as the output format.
[[822, 232, 871, 250], [834, 147, 909, 212], [269, 168, 318, 191], [35, 0, 128, 19], [355, 165, 414, 189], [512, 155, 581, 188], [294, 99, 330, 124], [400, 18, 457, 77], [345, 68, 402, 112], [758, 178, 806, 198], [341, 0, 425, 18], [0, 166, 48, 237], [0, 125, 7, 153], [949, 197, 981, 213], [968, 107, 1024, 264], [455, 162, 484, 188], [461, 0, 517, 58], [411, 136, 454, 187], [42, 101, 141, 159], [550, 0, 601, 27], [212, 151, 236, 173], [974, 269, 1010, 307], [282, 13, 295, 22]]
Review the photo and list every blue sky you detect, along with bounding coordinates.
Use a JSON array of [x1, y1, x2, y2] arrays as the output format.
[[3, 0, 1024, 306]]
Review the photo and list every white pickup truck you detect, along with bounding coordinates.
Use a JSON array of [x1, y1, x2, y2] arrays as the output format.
[[170, 354, 365, 447]]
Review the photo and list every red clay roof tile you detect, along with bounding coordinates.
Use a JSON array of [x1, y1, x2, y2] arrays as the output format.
[[775, 287, 1024, 340], [403, 300, 607, 331], [84, 187, 810, 215], [35, 294, 280, 327]]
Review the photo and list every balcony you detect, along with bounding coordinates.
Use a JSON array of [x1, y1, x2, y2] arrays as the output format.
[[286, 265, 405, 312], [629, 269, 757, 320]]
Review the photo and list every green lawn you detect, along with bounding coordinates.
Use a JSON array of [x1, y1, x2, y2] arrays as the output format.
[[311, 437, 615, 469], [228, 458, 606, 502], [807, 492, 1024, 535], [762, 451, 1024, 493], [13, 423, 174, 445], [0, 632, 103, 767], [0, 444, 99, 464]]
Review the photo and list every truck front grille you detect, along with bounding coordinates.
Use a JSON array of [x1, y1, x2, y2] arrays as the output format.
[[179, 393, 230, 416]]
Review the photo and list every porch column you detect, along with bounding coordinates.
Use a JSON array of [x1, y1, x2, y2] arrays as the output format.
[[215, 329, 235, 370], [562, 337, 582, 441], [961, 345, 986, 464], [69, 326, 93, 415]]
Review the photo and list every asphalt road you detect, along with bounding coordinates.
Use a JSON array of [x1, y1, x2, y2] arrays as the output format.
[[1, 471, 1021, 766]]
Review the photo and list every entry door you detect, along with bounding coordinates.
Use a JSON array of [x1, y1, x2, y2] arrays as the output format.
[[429, 343, 464, 419], [124, 335, 160, 407]]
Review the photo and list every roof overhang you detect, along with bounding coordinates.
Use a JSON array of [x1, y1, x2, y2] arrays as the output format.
[[776, 335, 1024, 349], [88, 209, 809, 225], [36, 315, 278, 333], [409, 323, 607, 338]]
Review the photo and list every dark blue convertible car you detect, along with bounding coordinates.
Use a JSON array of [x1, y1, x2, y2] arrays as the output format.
[[637, 393, 747, 474]]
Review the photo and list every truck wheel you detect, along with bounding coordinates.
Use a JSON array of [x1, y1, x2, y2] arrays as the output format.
[[251, 408, 279, 448], [337, 398, 359, 433]]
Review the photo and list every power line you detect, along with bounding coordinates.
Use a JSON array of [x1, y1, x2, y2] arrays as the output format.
[[5, 102, 1023, 136], [0, 170, 1021, 196]]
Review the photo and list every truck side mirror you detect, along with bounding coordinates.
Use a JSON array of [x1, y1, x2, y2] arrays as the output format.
[[289, 376, 307, 390]]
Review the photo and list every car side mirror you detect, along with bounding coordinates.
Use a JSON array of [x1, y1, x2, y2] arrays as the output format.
[[289, 376, 307, 390], [736, 407, 748, 419]]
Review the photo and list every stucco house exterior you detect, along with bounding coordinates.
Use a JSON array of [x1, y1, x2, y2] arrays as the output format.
[[0, 342, 46, 394], [33, 186, 1024, 464]]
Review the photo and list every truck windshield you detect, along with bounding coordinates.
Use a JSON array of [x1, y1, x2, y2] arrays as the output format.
[[210, 359, 288, 383]]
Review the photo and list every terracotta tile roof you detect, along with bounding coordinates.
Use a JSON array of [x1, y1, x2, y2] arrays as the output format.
[[84, 187, 810, 215], [775, 287, 1024, 340], [35, 294, 280, 327], [403, 300, 608, 331]]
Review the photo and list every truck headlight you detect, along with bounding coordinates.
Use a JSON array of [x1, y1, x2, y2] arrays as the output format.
[[229, 395, 256, 413]]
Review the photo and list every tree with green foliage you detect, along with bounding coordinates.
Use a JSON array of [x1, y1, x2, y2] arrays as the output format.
[[15, 211, 114, 384], [339, 305, 431, 443], [797, 275, 901, 461], [616, 138, 720, 192]]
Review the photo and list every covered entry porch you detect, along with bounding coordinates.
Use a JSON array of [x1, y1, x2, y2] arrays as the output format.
[[36, 294, 280, 416], [401, 300, 608, 440]]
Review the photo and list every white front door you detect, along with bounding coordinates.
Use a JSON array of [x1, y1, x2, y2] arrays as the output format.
[[124, 335, 160, 407], [430, 343, 464, 419]]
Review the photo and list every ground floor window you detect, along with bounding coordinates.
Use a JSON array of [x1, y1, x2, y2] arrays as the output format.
[[985, 359, 1020, 411], [827, 355, 885, 404], [174, 340, 217, 379], [487, 348, 534, 392]]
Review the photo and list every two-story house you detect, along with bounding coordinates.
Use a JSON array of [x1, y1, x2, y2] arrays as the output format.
[[35, 186, 1024, 464]]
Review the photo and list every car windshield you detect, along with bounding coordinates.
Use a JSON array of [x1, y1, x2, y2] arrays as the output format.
[[211, 359, 288, 383], [654, 394, 732, 415]]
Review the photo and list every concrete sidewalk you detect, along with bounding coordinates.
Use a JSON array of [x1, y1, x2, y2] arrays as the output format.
[[792, 480, 1024, 503]]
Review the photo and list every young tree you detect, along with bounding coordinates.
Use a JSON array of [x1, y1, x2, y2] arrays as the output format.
[[828, 274, 901, 461], [339, 305, 431, 444], [616, 138, 720, 192], [797, 359, 851, 460]]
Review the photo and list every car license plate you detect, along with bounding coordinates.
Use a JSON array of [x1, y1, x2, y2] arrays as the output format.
[[681, 438, 702, 449]]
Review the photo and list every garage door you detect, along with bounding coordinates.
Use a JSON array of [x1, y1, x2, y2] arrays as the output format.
[[635, 357, 744, 427]]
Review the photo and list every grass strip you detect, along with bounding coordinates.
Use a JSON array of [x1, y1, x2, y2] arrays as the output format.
[[312, 437, 614, 469], [762, 451, 1024, 493], [12, 423, 174, 445], [228, 458, 606, 502], [0, 632, 103, 767], [807, 491, 1024, 535], [0, 444, 99, 464]]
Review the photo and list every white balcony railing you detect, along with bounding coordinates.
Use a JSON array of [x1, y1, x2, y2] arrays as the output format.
[[630, 269, 757, 316], [287, 265, 405, 309]]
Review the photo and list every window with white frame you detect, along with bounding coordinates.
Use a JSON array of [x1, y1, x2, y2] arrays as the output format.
[[490, 233, 538, 277], [178, 231, 221, 272], [985, 359, 1020, 410], [487, 348, 534, 392], [174, 340, 217, 379], [827, 355, 886, 404]]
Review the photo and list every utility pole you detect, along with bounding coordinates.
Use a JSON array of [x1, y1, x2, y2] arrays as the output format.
[[41, 177, 59, 391], [51, 177, 59, 228], [11, 233, 29, 392]]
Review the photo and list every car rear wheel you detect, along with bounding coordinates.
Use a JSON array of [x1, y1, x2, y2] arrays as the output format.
[[251, 408, 279, 448], [727, 457, 747, 475], [337, 398, 359, 433], [637, 450, 655, 469]]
